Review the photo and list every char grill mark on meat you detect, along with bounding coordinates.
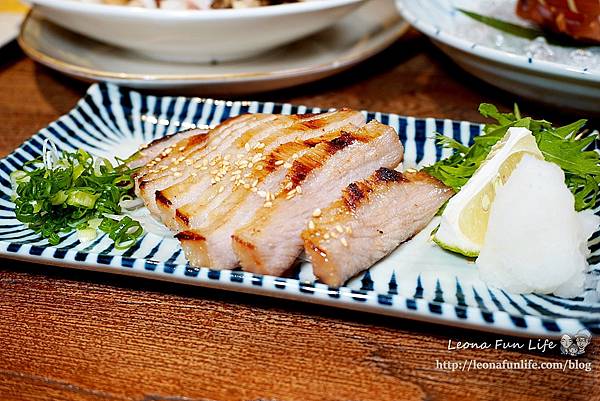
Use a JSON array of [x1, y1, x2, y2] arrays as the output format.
[[303, 170, 453, 287], [230, 120, 404, 276], [175, 128, 361, 269], [156, 110, 365, 231]]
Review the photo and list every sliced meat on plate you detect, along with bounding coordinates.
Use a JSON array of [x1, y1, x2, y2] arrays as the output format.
[[230, 120, 404, 276], [302, 169, 453, 287], [128, 128, 206, 170], [175, 129, 353, 269], [136, 113, 282, 214], [156, 109, 365, 230]]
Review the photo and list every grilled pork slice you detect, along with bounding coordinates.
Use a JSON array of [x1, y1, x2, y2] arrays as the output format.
[[303, 169, 453, 287], [155, 109, 365, 229], [134, 114, 259, 188], [128, 128, 205, 170], [175, 130, 350, 268], [136, 113, 281, 214], [230, 120, 404, 276]]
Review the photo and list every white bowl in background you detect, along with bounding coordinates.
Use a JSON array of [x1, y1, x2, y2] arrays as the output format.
[[26, 0, 366, 63], [396, 0, 600, 113]]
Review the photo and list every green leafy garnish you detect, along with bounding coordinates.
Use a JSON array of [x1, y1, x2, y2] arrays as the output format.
[[12, 145, 143, 247], [458, 9, 590, 48], [424, 104, 600, 211]]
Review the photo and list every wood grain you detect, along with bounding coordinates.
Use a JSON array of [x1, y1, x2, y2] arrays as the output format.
[[0, 33, 598, 401]]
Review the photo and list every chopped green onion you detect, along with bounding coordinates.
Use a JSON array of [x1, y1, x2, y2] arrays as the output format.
[[77, 227, 98, 242], [12, 147, 144, 248], [66, 190, 99, 209]]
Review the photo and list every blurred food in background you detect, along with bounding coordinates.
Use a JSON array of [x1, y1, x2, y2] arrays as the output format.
[[516, 0, 600, 43], [79, 0, 299, 9]]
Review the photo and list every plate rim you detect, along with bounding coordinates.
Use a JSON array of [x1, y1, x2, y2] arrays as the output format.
[[1, 82, 597, 339], [18, 8, 410, 83], [396, 0, 600, 83]]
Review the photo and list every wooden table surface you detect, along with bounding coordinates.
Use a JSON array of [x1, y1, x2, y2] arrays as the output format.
[[0, 33, 598, 401]]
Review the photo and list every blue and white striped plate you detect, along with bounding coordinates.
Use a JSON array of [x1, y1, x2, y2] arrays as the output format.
[[1, 83, 598, 337]]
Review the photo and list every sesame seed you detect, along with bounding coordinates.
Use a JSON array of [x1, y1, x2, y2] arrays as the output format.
[[211, 145, 217, 151], [170, 167, 178, 172], [283, 162, 292, 169], [335, 225, 344, 233], [174, 172, 182, 178], [218, 186, 224, 194], [308, 220, 315, 230], [275, 160, 284, 166], [345, 226, 352, 234], [257, 190, 267, 198], [331, 232, 338, 239], [324, 233, 330, 240], [341, 238, 348, 247], [264, 201, 273, 208], [252, 179, 259, 187], [244, 143, 251, 151], [251, 187, 258, 193], [178, 146, 186, 151], [256, 165, 263, 171], [185, 159, 193, 166], [312, 208, 322, 217], [295, 186, 302, 194]]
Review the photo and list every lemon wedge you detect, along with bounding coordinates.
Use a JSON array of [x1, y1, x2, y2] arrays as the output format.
[[434, 127, 544, 257]]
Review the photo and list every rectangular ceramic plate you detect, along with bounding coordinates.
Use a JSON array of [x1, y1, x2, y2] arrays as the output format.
[[1, 83, 598, 337]]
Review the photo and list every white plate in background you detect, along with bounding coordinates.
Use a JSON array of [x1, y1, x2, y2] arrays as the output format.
[[18, 0, 409, 94], [396, 0, 600, 112]]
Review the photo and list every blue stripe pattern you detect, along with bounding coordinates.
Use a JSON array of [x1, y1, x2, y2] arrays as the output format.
[[0, 83, 597, 338]]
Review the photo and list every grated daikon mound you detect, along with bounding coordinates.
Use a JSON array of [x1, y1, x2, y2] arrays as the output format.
[[476, 155, 599, 298]]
